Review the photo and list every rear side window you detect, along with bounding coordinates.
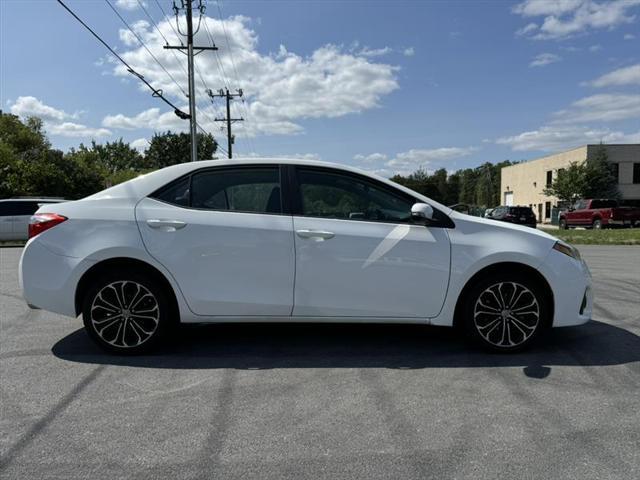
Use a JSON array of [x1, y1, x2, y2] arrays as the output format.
[[0, 201, 40, 216], [151, 167, 282, 214], [191, 168, 281, 214], [153, 177, 190, 207], [591, 200, 617, 209], [510, 207, 534, 216]]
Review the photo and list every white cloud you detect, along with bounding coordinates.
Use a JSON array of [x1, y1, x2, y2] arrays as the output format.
[[403, 47, 415, 57], [590, 63, 640, 87], [47, 122, 111, 138], [496, 125, 640, 151], [552, 93, 640, 123], [358, 46, 393, 57], [588, 44, 602, 52], [115, 0, 146, 10], [353, 147, 478, 177], [625, 33, 636, 39], [516, 22, 539, 35], [513, 0, 640, 40], [102, 107, 186, 131], [9, 96, 110, 139], [130, 137, 149, 151], [529, 52, 562, 67], [10, 96, 73, 122], [106, 15, 399, 138]]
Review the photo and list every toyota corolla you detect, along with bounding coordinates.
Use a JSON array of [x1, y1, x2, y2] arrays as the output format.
[[19, 158, 593, 354]]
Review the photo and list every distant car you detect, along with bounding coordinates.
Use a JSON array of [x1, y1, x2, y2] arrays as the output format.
[[484, 208, 495, 218], [0, 198, 66, 241], [20, 158, 592, 354], [489, 206, 537, 228], [449, 203, 471, 215], [559, 199, 640, 230]]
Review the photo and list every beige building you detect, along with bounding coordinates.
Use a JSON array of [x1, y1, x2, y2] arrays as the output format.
[[500, 144, 640, 223]]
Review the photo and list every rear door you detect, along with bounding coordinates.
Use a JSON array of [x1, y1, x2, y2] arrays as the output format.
[[290, 166, 451, 319], [136, 165, 295, 317]]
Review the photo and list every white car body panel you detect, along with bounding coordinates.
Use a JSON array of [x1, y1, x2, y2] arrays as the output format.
[[135, 197, 295, 316], [292, 216, 450, 318], [19, 157, 592, 331]]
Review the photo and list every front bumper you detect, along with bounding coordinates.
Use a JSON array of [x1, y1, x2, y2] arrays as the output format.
[[540, 248, 593, 327]]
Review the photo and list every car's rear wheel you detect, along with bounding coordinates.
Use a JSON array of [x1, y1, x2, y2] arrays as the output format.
[[462, 273, 550, 352], [592, 219, 602, 229], [559, 218, 568, 230], [82, 271, 171, 354]]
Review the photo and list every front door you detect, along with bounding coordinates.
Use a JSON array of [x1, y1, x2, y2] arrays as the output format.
[[291, 167, 451, 318], [136, 166, 295, 317]]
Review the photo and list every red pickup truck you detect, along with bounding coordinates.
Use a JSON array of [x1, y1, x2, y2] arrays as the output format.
[[559, 199, 640, 229]]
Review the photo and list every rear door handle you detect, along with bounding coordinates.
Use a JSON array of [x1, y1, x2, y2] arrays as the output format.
[[296, 229, 335, 241], [146, 219, 187, 231]]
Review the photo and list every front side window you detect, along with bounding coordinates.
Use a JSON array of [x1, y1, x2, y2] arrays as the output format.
[[297, 169, 414, 223], [191, 167, 281, 214], [634, 163, 640, 184]]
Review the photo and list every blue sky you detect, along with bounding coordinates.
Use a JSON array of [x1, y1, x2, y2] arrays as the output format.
[[1, 0, 639, 176]]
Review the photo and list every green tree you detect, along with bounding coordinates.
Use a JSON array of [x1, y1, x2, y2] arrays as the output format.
[[543, 162, 585, 204], [582, 144, 620, 200], [145, 131, 217, 169], [474, 163, 495, 207]]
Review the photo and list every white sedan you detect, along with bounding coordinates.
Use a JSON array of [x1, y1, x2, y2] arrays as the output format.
[[20, 158, 592, 354]]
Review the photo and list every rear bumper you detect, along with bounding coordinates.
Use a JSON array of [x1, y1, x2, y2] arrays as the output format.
[[20, 239, 95, 317]]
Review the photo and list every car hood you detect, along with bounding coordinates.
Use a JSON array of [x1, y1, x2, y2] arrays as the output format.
[[449, 211, 558, 243]]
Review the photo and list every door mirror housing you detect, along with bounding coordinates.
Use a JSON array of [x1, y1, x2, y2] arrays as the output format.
[[411, 203, 434, 224]]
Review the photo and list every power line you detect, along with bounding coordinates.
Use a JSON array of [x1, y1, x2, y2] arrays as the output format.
[[208, 88, 243, 159], [56, 0, 188, 118], [105, 0, 189, 99], [214, 1, 256, 154]]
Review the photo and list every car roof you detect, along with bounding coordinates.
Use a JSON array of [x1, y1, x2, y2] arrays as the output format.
[[84, 157, 452, 214]]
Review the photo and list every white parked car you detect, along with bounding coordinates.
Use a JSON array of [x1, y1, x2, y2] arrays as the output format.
[[19, 159, 592, 354], [0, 198, 65, 241]]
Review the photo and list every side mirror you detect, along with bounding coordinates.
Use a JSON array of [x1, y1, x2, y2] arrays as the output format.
[[411, 203, 434, 224]]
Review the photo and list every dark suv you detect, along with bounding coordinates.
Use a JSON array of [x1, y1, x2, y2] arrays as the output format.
[[489, 206, 537, 228]]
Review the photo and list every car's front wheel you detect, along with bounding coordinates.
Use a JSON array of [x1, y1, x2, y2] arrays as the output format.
[[462, 273, 550, 352], [559, 218, 568, 230], [82, 271, 172, 354]]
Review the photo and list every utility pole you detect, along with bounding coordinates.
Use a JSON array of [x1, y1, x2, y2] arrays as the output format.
[[207, 88, 244, 159], [164, 1, 218, 162]]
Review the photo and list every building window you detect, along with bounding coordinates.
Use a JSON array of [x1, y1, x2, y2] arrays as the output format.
[[545, 202, 551, 219], [611, 163, 619, 182], [634, 163, 640, 184], [546, 170, 552, 187]]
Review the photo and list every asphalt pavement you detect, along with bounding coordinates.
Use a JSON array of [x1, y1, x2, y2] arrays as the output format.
[[1, 246, 639, 479]]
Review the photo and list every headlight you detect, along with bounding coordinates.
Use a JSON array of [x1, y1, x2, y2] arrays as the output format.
[[553, 241, 581, 260]]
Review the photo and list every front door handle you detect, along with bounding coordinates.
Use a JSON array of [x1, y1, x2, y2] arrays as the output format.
[[296, 229, 335, 241], [146, 219, 187, 231]]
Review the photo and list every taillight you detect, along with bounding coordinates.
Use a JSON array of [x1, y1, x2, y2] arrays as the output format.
[[28, 213, 67, 239]]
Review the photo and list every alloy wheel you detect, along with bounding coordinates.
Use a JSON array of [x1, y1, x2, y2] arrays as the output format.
[[473, 282, 540, 348], [90, 281, 160, 348]]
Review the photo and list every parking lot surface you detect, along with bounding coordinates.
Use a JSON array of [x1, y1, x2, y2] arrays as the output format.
[[1, 246, 639, 479]]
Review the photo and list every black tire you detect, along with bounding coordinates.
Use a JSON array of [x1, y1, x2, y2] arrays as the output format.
[[592, 219, 602, 230], [559, 218, 568, 230], [82, 270, 173, 354], [462, 272, 550, 352]]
